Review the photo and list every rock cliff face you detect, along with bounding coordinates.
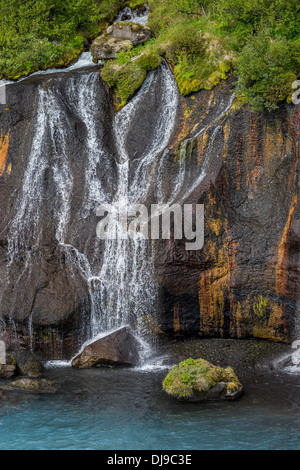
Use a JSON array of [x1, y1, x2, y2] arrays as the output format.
[[0, 64, 299, 359], [0, 68, 115, 358], [156, 82, 300, 343]]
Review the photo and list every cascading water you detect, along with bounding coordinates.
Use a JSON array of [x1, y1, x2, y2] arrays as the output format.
[[1, 56, 235, 360], [91, 62, 179, 339], [3, 62, 179, 354], [117, 4, 149, 25]]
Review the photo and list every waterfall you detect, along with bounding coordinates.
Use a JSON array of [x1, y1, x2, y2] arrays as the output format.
[[116, 4, 149, 25], [3, 63, 179, 349], [88, 61, 179, 336], [2, 57, 234, 357]]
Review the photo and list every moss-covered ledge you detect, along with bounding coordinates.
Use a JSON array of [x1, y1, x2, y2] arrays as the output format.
[[101, 49, 162, 108]]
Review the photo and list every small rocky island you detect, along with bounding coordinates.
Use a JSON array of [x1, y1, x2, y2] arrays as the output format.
[[163, 358, 243, 402]]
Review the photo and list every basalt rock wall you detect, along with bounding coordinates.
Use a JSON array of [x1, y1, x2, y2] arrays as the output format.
[[156, 84, 300, 343], [0, 67, 299, 359]]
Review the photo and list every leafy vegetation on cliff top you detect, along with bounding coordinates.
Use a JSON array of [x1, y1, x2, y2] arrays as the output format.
[[0, 0, 125, 79], [101, 0, 300, 110], [0, 0, 299, 110], [145, 0, 300, 110]]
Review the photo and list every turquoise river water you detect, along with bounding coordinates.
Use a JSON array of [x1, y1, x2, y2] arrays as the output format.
[[0, 364, 299, 450]]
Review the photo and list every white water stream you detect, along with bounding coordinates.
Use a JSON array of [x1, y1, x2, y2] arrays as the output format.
[[2, 52, 235, 363]]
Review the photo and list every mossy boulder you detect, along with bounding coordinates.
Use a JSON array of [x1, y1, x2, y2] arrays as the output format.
[[101, 61, 147, 108], [163, 358, 243, 402], [91, 21, 151, 60]]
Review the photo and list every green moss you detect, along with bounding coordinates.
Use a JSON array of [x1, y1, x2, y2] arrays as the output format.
[[116, 21, 145, 32], [175, 138, 197, 164], [9, 356, 17, 366], [227, 381, 239, 394], [101, 61, 146, 108], [231, 93, 248, 112], [128, 0, 145, 9], [101, 49, 162, 109], [36, 329, 61, 342], [135, 50, 162, 70], [163, 358, 242, 399], [253, 295, 269, 317]]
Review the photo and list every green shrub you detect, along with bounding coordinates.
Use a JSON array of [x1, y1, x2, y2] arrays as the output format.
[[0, 0, 125, 79], [146, 0, 300, 109], [236, 34, 300, 110], [2, 0, 299, 110]]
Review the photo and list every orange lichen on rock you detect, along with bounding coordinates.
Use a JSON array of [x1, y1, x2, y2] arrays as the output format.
[[198, 221, 238, 336], [230, 298, 252, 339], [173, 304, 180, 334], [0, 132, 9, 176], [198, 269, 226, 336], [264, 124, 285, 169], [206, 194, 223, 236], [276, 194, 297, 296]]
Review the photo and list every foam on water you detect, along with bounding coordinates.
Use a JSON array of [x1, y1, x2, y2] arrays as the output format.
[[116, 4, 149, 25]]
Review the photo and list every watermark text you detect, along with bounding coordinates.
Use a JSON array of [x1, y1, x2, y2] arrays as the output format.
[[96, 203, 204, 251]]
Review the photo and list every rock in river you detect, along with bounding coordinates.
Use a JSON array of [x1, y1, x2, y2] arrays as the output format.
[[11, 349, 44, 377], [0, 378, 59, 394], [163, 358, 244, 402], [72, 326, 140, 368]]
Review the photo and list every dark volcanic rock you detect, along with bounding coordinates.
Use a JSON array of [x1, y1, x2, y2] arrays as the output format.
[[0, 364, 16, 378], [154, 80, 300, 344], [0, 390, 9, 400], [71, 327, 140, 368], [0, 57, 300, 362], [0, 68, 117, 359], [11, 349, 43, 377]]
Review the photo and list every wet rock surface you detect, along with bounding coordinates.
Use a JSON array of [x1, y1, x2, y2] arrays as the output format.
[[0, 68, 115, 359], [11, 349, 43, 377], [0, 364, 16, 378], [72, 327, 140, 368], [0, 56, 300, 361], [154, 86, 300, 344], [0, 390, 9, 400], [0, 377, 59, 394], [158, 337, 291, 370]]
